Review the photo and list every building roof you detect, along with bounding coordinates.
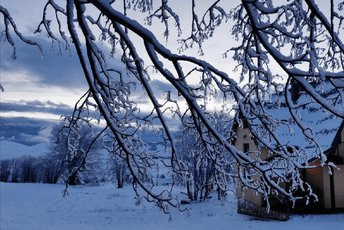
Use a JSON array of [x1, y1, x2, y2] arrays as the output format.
[[264, 100, 342, 158], [234, 84, 343, 161]]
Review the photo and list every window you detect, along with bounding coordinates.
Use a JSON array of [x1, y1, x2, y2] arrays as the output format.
[[243, 143, 250, 153]]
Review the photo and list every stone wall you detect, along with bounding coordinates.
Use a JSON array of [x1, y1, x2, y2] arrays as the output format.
[[237, 199, 290, 221]]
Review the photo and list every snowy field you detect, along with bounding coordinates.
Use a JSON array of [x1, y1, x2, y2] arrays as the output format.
[[1, 182, 344, 230]]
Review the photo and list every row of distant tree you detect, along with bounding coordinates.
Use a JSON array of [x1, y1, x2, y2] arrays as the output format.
[[0, 121, 124, 186], [0, 155, 41, 183], [0, 112, 234, 202]]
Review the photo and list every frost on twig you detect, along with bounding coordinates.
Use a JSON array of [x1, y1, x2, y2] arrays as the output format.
[[0, 6, 44, 59], [2, 0, 344, 216]]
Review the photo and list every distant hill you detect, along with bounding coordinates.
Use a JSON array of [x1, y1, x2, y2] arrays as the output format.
[[0, 141, 49, 160]]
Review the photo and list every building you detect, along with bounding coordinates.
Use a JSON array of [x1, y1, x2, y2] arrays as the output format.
[[233, 91, 344, 217]]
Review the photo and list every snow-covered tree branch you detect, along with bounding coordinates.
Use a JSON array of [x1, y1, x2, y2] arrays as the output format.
[[1, 0, 344, 215]]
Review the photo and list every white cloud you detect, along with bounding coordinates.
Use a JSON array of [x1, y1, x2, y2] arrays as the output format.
[[20, 125, 54, 144]]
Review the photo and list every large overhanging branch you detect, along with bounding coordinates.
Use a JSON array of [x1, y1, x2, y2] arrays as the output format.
[[85, 0, 322, 203], [240, 0, 344, 117], [2, 0, 343, 213]]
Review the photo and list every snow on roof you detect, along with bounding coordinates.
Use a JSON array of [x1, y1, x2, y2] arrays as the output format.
[[242, 83, 343, 160], [264, 101, 342, 156]]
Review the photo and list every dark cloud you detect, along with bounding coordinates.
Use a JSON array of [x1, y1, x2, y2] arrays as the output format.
[[1, 37, 86, 89], [1, 100, 73, 116], [1, 36, 133, 90], [0, 116, 57, 146], [0, 100, 74, 146], [0, 36, 181, 146]]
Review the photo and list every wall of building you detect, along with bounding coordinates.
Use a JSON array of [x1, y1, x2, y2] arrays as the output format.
[[322, 165, 332, 209], [335, 126, 344, 208], [341, 128, 344, 143], [307, 160, 326, 208], [307, 159, 344, 210], [235, 126, 262, 206], [307, 159, 332, 209], [334, 164, 344, 208], [234, 126, 284, 207], [236, 175, 262, 206], [234, 127, 259, 153]]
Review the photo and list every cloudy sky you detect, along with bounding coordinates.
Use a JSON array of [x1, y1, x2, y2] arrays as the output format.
[[1, 36, 87, 145], [0, 0, 240, 146], [1, 1, 90, 145], [0, 0, 331, 146]]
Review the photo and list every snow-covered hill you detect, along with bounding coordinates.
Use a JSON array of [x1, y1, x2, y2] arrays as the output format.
[[0, 140, 49, 160]]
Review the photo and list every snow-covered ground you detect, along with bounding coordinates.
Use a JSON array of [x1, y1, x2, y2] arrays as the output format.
[[1, 141, 344, 230], [1, 182, 344, 230]]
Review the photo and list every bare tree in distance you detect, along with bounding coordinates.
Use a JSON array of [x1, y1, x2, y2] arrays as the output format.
[[44, 120, 104, 185], [176, 111, 235, 202], [1, 0, 344, 217]]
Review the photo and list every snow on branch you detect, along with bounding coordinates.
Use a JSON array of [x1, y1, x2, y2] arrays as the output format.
[[1, 0, 344, 216]]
